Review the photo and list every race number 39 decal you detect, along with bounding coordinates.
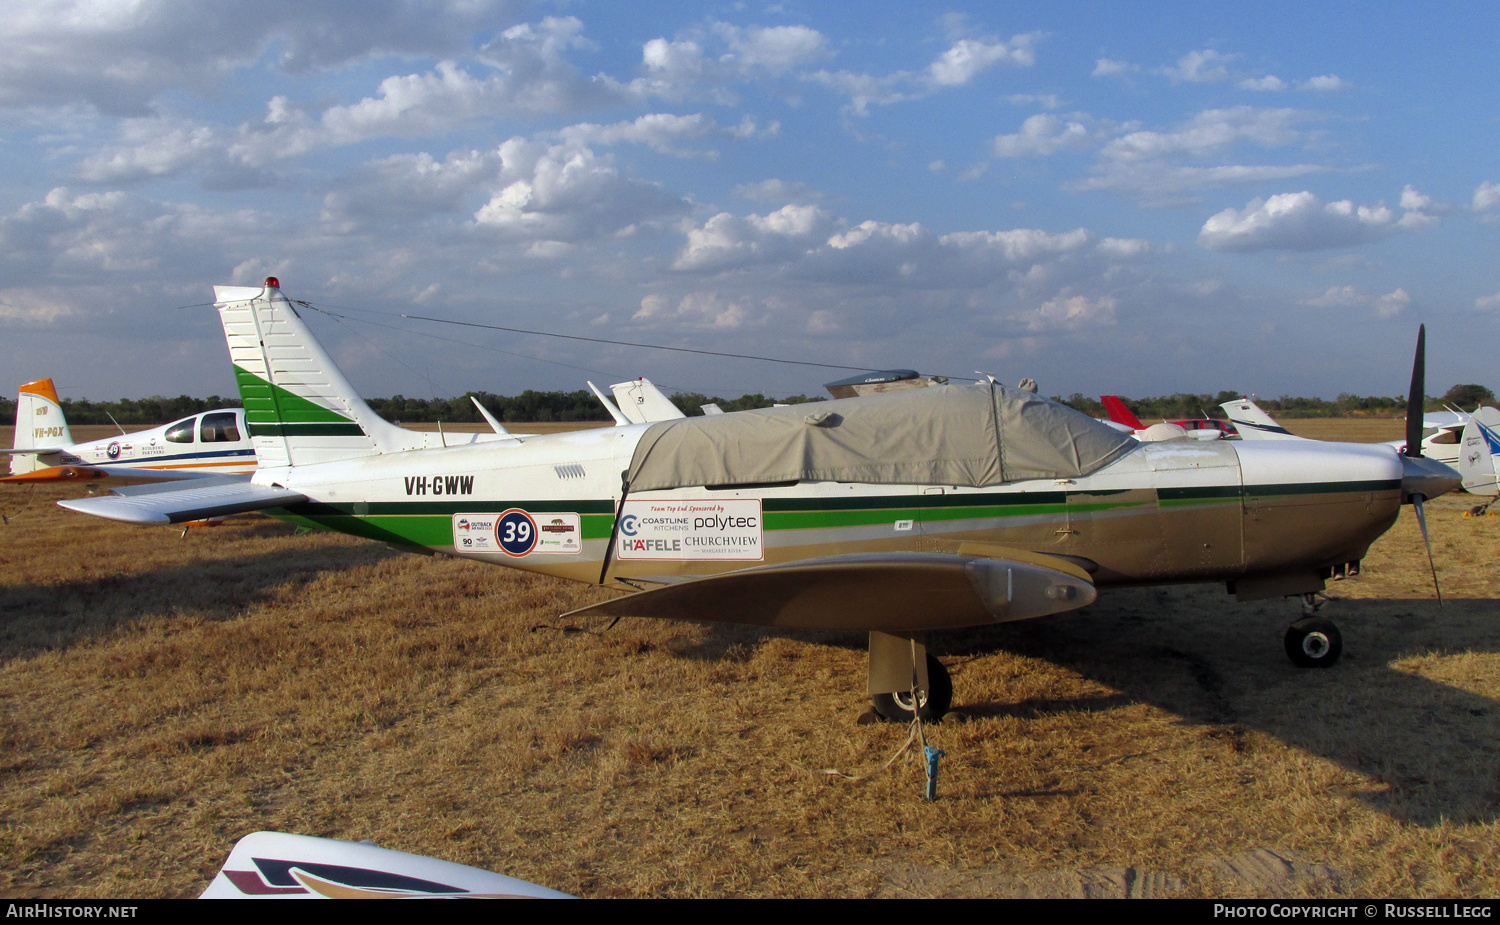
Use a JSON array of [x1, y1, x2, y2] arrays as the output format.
[[451, 511, 582, 557], [495, 509, 537, 557]]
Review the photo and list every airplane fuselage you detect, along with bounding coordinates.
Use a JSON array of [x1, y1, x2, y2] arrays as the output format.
[[252, 424, 1402, 603], [54, 409, 256, 475]]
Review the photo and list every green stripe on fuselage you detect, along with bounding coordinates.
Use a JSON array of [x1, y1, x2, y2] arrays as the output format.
[[267, 479, 1401, 549]]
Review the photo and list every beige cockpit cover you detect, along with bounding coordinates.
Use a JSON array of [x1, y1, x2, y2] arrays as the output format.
[[624, 383, 1135, 492]]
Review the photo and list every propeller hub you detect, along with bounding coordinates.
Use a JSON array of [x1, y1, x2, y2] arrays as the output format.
[[1401, 453, 1461, 504]]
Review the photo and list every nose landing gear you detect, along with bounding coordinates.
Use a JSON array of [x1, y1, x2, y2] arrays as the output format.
[[1284, 593, 1342, 667]]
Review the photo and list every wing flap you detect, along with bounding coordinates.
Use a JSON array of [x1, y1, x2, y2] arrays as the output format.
[[570, 552, 1095, 632], [58, 479, 305, 525]]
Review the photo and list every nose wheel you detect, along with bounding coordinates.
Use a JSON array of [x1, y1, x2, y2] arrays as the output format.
[[1284, 616, 1342, 668]]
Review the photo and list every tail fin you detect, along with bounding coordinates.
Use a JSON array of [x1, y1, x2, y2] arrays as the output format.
[[215, 279, 430, 468], [1219, 397, 1301, 441], [610, 378, 685, 424], [10, 379, 74, 474], [1100, 395, 1144, 431], [1459, 407, 1500, 496]]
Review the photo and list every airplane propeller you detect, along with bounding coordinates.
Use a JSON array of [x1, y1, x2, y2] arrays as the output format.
[[1399, 324, 1448, 605]]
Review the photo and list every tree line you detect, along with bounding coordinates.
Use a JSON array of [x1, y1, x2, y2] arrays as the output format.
[[2, 383, 1490, 427]]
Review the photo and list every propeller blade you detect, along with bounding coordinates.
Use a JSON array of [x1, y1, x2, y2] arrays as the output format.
[[1405, 324, 1426, 458], [1411, 494, 1443, 607]]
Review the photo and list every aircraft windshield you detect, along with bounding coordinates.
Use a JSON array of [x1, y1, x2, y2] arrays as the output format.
[[165, 418, 197, 444]]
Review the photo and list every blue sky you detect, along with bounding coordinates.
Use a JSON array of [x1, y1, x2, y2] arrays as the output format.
[[2, 1, 1497, 404]]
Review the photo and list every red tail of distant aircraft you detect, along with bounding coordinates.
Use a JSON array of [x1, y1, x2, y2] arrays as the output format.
[[1100, 395, 1238, 441], [1100, 395, 1145, 431]]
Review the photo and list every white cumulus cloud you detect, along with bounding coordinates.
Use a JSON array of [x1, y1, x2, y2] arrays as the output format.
[[1199, 191, 1407, 252], [993, 114, 1094, 158]]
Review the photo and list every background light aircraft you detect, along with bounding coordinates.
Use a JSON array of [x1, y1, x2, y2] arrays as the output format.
[[589, 377, 686, 425], [1100, 395, 1237, 442], [1223, 396, 1469, 466], [1458, 407, 1500, 499], [3, 378, 256, 485], [58, 280, 1460, 722]]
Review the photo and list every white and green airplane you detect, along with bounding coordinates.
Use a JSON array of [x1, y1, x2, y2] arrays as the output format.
[[60, 280, 1461, 721]]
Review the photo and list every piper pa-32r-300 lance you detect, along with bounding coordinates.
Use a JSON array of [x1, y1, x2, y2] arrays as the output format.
[[59, 280, 1461, 721]]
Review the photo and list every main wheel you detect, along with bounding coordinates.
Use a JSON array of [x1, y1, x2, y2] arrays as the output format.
[[871, 654, 953, 722], [1284, 617, 1342, 668]]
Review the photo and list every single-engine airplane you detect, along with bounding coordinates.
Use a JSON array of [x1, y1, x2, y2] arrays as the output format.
[[1101, 395, 1237, 441], [1222, 396, 1469, 466], [3, 378, 257, 484], [57, 280, 1461, 721]]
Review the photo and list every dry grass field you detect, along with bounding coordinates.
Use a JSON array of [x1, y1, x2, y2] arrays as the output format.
[[3, 419, 1498, 898]]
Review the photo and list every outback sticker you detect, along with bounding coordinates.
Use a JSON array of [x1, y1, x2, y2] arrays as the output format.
[[616, 499, 763, 561], [451, 510, 581, 557]]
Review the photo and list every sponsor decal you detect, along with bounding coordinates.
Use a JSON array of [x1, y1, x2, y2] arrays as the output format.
[[451, 511, 581, 556], [616, 499, 762, 561]]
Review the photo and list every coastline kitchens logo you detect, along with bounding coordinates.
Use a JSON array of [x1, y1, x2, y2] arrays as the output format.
[[617, 499, 762, 561]]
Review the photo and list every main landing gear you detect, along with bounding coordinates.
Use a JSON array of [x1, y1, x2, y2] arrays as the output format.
[[872, 653, 953, 722], [867, 631, 954, 722], [1284, 593, 1343, 668]]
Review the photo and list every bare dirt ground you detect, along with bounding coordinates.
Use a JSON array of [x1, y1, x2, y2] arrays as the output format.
[[2, 420, 1497, 898]]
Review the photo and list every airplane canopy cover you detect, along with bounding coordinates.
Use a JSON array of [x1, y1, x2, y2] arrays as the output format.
[[625, 383, 1136, 491]]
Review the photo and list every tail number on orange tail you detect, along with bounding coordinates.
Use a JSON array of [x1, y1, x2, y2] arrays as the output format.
[[403, 475, 475, 496]]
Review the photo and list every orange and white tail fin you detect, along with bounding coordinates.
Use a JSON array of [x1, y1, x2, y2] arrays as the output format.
[[10, 379, 74, 474]]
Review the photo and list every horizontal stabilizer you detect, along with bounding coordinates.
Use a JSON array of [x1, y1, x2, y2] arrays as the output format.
[[569, 552, 1095, 632], [58, 478, 305, 525]]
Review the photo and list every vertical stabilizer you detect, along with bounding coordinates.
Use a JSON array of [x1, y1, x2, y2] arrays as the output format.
[[1220, 397, 1302, 441], [1459, 407, 1500, 496], [1100, 395, 1145, 431], [10, 379, 74, 474], [214, 279, 426, 468], [610, 378, 686, 424]]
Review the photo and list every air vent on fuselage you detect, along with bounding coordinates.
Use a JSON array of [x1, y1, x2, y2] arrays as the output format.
[[554, 464, 587, 480]]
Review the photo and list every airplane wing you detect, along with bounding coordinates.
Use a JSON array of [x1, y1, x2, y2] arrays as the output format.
[[57, 478, 305, 525], [567, 551, 1095, 632], [1, 463, 252, 485]]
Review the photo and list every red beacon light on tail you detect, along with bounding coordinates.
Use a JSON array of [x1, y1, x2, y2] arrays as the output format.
[[264, 276, 279, 289]]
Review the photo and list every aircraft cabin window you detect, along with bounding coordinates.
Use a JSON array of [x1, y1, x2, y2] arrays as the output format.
[[165, 418, 197, 444], [201, 412, 241, 443]]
